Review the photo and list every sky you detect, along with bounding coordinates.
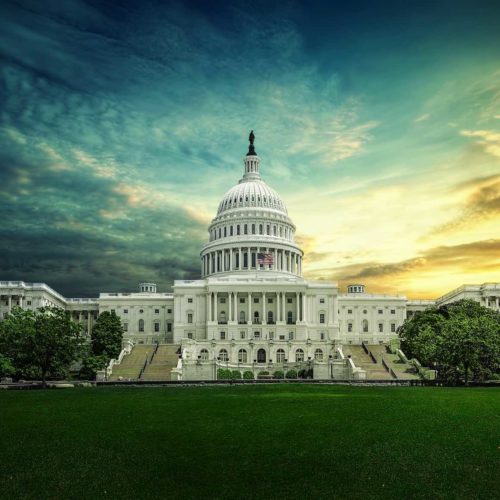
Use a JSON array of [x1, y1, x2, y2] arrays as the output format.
[[0, 0, 499, 299]]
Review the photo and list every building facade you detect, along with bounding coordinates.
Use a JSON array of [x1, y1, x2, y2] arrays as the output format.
[[1, 133, 498, 379]]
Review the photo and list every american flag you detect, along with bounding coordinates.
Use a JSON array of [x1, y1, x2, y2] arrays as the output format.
[[257, 253, 274, 265]]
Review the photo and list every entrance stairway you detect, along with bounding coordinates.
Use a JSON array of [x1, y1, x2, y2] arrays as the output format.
[[342, 345, 394, 380], [368, 344, 420, 380], [140, 345, 180, 381], [108, 345, 152, 381]]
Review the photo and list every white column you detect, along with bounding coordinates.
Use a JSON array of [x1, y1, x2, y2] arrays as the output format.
[[239, 248, 242, 270], [87, 313, 91, 336], [206, 293, 211, 322], [302, 293, 306, 323], [263, 292, 266, 325], [295, 292, 299, 323], [248, 292, 251, 324], [229, 292, 232, 322], [19, 296, 23, 309], [288, 252, 291, 272], [214, 292, 218, 323], [282, 292, 286, 322], [8, 295, 12, 313]]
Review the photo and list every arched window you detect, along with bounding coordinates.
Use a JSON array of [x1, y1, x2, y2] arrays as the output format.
[[295, 349, 304, 362], [273, 225, 277, 236], [314, 349, 323, 361], [267, 310, 274, 324], [230, 226, 233, 236], [259, 224, 263, 234], [287, 311, 293, 324], [138, 319, 144, 332], [276, 349, 285, 363], [200, 349, 209, 360], [362, 319, 369, 332], [224, 227, 227, 237], [266, 224, 270, 235], [219, 349, 229, 362], [253, 311, 260, 324], [237, 225, 240, 235], [257, 348, 266, 363], [238, 349, 247, 363], [239, 311, 246, 324]]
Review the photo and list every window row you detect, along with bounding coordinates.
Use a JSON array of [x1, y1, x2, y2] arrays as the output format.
[[210, 223, 292, 241], [110, 308, 172, 314], [346, 309, 396, 315], [346, 320, 397, 333], [209, 347, 325, 363], [124, 319, 173, 333]]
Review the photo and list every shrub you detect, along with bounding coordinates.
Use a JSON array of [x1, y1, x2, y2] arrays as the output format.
[[243, 370, 254, 380], [217, 368, 232, 380], [257, 370, 270, 379], [285, 369, 297, 379], [298, 369, 307, 379], [273, 370, 284, 379], [231, 370, 242, 379]]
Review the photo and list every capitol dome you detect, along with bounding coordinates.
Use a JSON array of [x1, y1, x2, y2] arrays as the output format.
[[200, 131, 303, 278]]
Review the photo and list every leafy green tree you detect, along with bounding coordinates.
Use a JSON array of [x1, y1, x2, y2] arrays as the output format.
[[0, 353, 15, 378], [91, 311, 123, 358], [0, 306, 84, 387], [79, 351, 108, 380], [399, 300, 500, 384]]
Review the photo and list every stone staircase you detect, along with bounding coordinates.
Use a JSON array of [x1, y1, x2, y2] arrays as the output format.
[[368, 344, 420, 380], [108, 345, 152, 381], [342, 344, 394, 380], [140, 345, 180, 381]]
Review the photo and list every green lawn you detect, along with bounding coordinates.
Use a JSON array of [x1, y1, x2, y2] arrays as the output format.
[[0, 386, 499, 500]]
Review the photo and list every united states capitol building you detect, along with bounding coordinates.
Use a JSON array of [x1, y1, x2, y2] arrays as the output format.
[[1, 133, 499, 380]]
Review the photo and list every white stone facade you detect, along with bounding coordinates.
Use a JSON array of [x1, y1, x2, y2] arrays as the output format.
[[1, 134, 498, 379]]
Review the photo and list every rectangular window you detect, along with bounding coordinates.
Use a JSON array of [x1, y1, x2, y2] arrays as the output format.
[[240, 298, 245, 304], [155, 309, 159, 314], [267, 298, 273, 304], [320, 298, 325, 304], [378, 323, 383, 332], [288, 331, 294, 340], [348, 323, 353, 332], [391, 323, 396, 332], [220, 331, 226, 340], [240, 331, 245, 339], [154, 323, 160, 332], [167, 309, 172, 314], [319, 313, 325, 324], [220, 298, 226, 304], [348, 309, 352, 314], [279, 335, 285, 340], [287, 298, 292, 304], [378, 309, 383, 314], [187, 313, 193, 324], [167, 323, 172, 332], [254, 331, 260, 339], [253, 297, 259, 304], [188, 298, 193, 303], [27, 301, 32, 306], [269, 332, 274, 340], [123, 323, 128, 332], [124, 309, 128, 314], [187, 332, 193, 339], [320, 332, 325, 340], [391, 309, 396, 315]]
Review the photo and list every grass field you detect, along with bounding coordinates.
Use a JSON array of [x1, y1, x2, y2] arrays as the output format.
[[0, 385, 499, 500]]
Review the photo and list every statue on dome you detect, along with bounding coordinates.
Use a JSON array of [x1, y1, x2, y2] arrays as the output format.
[[247, 130, 256, 156]]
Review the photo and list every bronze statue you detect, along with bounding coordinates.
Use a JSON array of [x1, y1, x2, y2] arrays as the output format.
[[247, 130, 256, 156]]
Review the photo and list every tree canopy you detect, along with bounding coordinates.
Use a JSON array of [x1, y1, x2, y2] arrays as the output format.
[[399, 299, 500, 384], [0, 306, 84, 386]]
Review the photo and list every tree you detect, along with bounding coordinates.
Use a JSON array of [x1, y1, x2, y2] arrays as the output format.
[[0, 353, 15, 378], [399, 300, 500, 384], [0, 306, 84, 387], [91, 311, 123, 359]]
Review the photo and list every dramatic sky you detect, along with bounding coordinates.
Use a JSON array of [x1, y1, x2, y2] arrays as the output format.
[[1, 0, 499, 298]]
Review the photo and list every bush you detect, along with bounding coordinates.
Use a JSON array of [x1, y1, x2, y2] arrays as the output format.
[[243, 370, 254, 380], [273, 370, 284, 379], [217, 368, 232, 380], [285, 369, 297, 379], [298, 369, 307, 379], [257, 370, 271, 379], [231, 370, 242, 379]]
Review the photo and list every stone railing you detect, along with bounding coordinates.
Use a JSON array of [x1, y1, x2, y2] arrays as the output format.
[[103, 341, 133, 379]]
